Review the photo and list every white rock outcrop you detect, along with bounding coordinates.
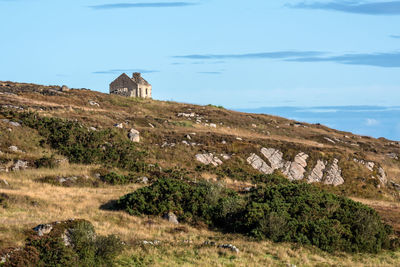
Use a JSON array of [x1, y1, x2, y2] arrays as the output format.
[[378, 167, 387, 185], [196, 153, 223, 167], [283, 152, 309, 181], [308, 160, 326, 183], [324, 159, 344, 186], [260, 148, 285, 169], [128, 128, 140, 143], [247, 153, 274, 174], [248, 148, 344, 186]]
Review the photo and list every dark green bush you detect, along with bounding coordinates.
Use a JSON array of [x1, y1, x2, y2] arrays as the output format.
[[117, 176, 397, 253], [7, 112, 146, 171], [3, 220, 124, 267], [100, 172, 135, 185], [241, 183, 393, 253], [117, 178, 241, 225]]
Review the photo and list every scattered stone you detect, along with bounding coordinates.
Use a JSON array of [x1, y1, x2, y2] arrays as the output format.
[[308, 160, 326, 183], [324, 137, 336, 144], [353, 159, 376, 172], [12, 160, 28, 171], [128, 128, 140, 142], [182, 140, 189, 146], [148, 123, 155, 128], [33, 224, 53, 237], [114, 123, 124, 128], [387, 153, 398, 160], [217, 244, 239, 254], [390, 181, 400, 191], [195, 153, 223, 166], [324, 159, 344, 186], [209, 123, 217, 128], [185, 134, 192, 140], [221, 154, 231, 160], [203, 241, 216, 246], [58, 176, 78, 184], [8, 146, 19, 152], [163, 212, 179, 224], [0, 179, 9, 187], [221, 140, 227, 144], [8, 121, 21, 127], [139, 176, 149, 184], [142, 240, 160, 245], [89, 126, 97, 131], [177, 112, 195, 118], [252, 124, 257, 128], [88, 100, 100, 107], [236, 137, 243, 141]]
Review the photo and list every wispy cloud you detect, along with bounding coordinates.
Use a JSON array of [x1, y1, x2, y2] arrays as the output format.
[[365, 118, 380, 126], [93, 69, 158, 74], [174, 51, 325, 60], [89, 2, 197, 10], [197, 71, 223, 75], [288, 1, 400, 15], [288, 52, 400, 68], [391, 34, 400, 38]]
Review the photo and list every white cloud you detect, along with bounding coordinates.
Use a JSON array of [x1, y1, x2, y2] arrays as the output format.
[[365, 118, 379, 126]]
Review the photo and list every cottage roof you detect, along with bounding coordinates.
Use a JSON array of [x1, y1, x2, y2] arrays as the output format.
[[131, 72, 150, 86]]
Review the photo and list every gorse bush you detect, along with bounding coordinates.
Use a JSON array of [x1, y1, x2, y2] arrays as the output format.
[[117, 175, 397, 253], [6, 112, 146, 171], [2, 220, 124, 267], [117, 178, 242, 225], [100, 172, 135, 185]]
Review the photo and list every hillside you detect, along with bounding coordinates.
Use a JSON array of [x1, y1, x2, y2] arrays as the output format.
[[1, 81, 400, 266]]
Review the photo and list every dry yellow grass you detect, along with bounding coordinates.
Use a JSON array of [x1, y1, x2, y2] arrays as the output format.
[[1, 166, 400, 266]]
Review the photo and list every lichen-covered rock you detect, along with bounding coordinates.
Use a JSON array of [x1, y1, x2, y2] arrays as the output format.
[[8, 146, 19, 152], [247, 153, 273, 174], [283, 152, 309, 181], [196, 153, 223, 166], [353, 158, 375, 171], [128, 128, 140, 142], [163, 212, 179, 224], [308, 160, 326, 183], [378, 167, 387, 185], [33, 224, 53, 237], [217, 244, 239, 253], [261, 148, 285, 169], [11, 160, 28, 171], [324, 159, 344, 186]]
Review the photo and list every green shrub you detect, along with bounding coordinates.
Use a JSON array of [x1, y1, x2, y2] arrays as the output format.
[[100, 172, 135, 185], [3, 112, 146, 171], [117, 178, 240, 225], [3, 220, 124, 267], [117, 175, 397, 253], [240, 183, 393, 253]]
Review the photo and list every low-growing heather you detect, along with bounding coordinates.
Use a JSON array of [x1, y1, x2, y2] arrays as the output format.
[[117, 175, 398, 253]]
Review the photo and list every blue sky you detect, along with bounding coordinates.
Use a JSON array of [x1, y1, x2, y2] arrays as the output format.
[[1, 1, 400, 109]]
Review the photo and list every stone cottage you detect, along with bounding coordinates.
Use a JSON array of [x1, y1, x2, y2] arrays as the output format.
[[109, 72, 152, 98]]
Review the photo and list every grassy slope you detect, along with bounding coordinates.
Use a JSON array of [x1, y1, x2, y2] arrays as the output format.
[[1, 81, 400, 266]]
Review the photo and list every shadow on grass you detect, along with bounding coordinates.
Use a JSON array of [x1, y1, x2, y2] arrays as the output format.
[[99, 199, 120, 211]]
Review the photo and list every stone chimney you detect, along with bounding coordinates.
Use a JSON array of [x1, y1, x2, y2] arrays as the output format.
[[132, 72, 141, 79]]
